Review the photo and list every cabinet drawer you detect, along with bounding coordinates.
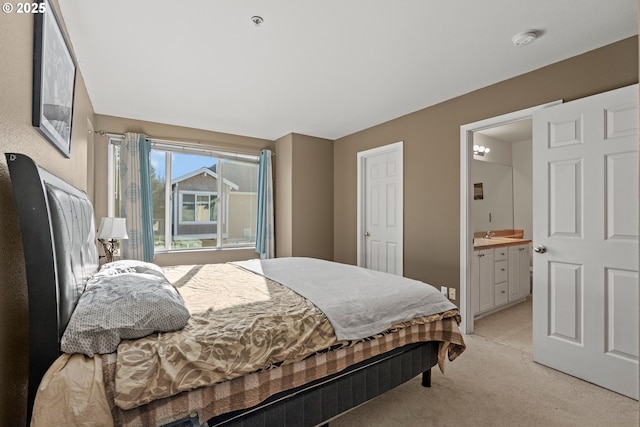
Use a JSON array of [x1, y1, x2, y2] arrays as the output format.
[[495, 282, 508, 306], [494, 260, 508, 283], [494, 247, 508, 261]]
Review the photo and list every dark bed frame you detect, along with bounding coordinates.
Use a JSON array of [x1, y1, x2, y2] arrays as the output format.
[[7, 152, 438, 427]]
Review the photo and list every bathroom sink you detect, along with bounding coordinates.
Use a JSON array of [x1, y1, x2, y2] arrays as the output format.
[[474, 238, 495, 245], [473, 237, 523, 246]]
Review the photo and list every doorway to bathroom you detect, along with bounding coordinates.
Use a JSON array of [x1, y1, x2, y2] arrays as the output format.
[[459, 101, 560, 335]]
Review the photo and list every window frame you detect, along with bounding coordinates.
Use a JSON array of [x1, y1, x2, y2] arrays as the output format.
[[107, 137, 260, 253], [178, 190, 218, 225]]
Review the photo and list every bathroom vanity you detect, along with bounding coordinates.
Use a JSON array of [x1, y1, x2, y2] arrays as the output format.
[[471, 231, 531, 318]]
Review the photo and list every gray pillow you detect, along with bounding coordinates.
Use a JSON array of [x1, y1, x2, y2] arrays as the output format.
[[61, 266, 190, 356], [97, 259, 166, 278]]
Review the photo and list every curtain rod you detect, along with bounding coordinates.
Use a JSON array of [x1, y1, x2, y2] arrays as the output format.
[[93, 130, 274, 157]]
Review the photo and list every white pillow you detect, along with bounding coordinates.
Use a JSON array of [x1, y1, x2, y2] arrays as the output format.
[[97, 259, 166, 278], [61, 266, 190, 356]]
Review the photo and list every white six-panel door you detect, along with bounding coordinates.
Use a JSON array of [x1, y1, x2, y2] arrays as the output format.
[[532, 84, 639, 399], [357, 142, 403, 275]]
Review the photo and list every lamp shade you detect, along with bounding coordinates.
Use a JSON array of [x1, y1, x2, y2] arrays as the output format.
[[97, 217, 129, 240]]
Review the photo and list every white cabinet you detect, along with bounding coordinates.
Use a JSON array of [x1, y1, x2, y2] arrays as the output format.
[[495, 282, 509, 306], [508, 244, 530, 301], [473, 242, 530, 317], [472, 248, 494, 315], [494, 247, 508, 261], [493, 246, 508, 308]]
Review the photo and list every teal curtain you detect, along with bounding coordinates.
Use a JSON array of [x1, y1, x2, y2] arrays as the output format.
[[256, 149, 274, 259], [138, 137, 154, 262], [119, 132, 154, 262]]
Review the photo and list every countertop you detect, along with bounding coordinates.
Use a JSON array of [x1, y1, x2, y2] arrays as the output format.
[[473, 237, 532, 250]]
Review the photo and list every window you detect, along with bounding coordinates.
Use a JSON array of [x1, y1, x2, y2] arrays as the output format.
[[181, 193, 196, 222], [179, 192, 217, 224], [108, 138, 259, 251]]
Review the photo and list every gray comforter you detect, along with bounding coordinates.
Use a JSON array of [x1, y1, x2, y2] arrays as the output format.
[[233, 257, 457, 341]]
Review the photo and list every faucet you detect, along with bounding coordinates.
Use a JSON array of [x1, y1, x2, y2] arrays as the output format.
[[484, 231, 495, 239]]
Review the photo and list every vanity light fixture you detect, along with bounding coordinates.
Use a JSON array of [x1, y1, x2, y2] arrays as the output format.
[[473, 145, 490, 156]]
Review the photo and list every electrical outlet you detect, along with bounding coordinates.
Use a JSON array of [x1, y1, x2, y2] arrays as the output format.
[[440, 286, 448, 297], [448, 288, 456, 300]]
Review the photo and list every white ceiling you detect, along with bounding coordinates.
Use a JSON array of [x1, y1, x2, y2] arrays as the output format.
[[477, 119, 532, 143], [58, 0, 638, 141]]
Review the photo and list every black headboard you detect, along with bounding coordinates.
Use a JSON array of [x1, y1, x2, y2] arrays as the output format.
[[5, 153, 99, 421]]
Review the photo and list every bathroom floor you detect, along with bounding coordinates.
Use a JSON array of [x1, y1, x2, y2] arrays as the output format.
[[473, 296, 532, 353]]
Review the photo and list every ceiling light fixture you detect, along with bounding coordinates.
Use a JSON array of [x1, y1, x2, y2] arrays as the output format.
[[512, 30, 538, 47], [473, 145, 490, 156], [251, 16, 264, 26]]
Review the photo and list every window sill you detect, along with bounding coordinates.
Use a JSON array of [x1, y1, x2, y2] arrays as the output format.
[[154, 245, 255, 255], [153, 246, 259, 267]]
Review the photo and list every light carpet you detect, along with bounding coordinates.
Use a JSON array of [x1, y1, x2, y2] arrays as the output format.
[[330, 301, 638, 427]]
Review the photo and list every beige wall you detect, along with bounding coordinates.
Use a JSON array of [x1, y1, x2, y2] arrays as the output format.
[[276, 133, 334, 260], [334, 36, 639, 297], [275, 134, 294, 256], [0, 4, 96, 424], [93, 114, 274, 266]]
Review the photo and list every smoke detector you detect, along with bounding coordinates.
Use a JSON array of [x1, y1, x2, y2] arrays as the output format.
[[251, 16, 264, 26], [512, 30, 538, 47]]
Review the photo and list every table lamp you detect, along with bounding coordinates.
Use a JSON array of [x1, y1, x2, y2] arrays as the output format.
[[97, 217, 128, 263]]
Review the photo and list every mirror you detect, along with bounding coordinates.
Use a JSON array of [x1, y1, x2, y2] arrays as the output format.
[[472, 159, 513, 232]]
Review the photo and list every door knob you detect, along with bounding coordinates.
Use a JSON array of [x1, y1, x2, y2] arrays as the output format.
[[533, 245, 547, 254], [364, 231, 370, 237]]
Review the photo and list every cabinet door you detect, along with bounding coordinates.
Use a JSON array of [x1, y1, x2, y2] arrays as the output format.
[[495, 282, 509, 306], [518, 245, 530, 297], [509, 244, 530, 301], [494, 260, 508, 284], [495, 247, 508, 261], [508, 246, 520, 300], [477, 249, 495, 313]]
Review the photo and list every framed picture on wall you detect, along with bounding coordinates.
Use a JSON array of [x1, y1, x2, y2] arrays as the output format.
[[474, 183, 484, 200], [32, 0, 76, 158]]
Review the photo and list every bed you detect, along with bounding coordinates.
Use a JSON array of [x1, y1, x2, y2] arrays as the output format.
[[6, 152, 466, 426]]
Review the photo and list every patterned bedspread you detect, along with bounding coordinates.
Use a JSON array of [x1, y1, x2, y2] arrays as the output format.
[[107, 312, 465, 426], [32, 262, 466, 427], [114, 263, 339, 409]]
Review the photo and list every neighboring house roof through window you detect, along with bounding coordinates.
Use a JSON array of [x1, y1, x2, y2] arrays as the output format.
[[171, 167, 239, 190]]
